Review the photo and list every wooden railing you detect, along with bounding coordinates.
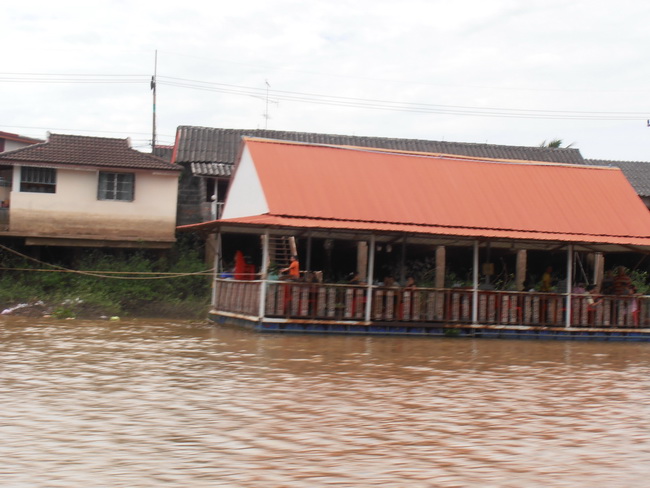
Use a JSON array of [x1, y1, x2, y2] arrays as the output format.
[[215, 279, 261, 316], [215, 279, 649, 328]]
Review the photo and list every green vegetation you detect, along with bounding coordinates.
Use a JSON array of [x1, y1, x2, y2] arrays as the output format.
[[0, 236, 212, 319]]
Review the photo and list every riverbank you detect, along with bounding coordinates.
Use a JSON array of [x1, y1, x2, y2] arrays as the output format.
[[0, 239, 212, 320], [1, 298, 211, 320]]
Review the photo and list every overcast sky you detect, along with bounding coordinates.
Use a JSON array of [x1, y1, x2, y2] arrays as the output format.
[[3, 1, 650, 161]]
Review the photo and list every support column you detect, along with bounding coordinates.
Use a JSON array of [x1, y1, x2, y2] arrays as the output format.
[[593, 252, 604, 290], [306, 235, 313, 272], [258, 231, 269, 320], [516, 249, 527, 291], [211, 232, 222, 308], [399, 237, 407, 285], [472, 240, 479, 324], [364, 235, 376, 323], [357, 241, 368, 282], [435, 246, 446, 289], [565, 245, 574, 328]]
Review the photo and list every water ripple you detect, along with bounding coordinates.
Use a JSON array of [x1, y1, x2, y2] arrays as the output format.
[[1, 317, 650, 486]]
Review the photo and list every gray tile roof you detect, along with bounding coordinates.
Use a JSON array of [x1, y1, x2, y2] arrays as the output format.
[[0, 133, 181, 172], [586, 159, 650, 197], [173, 127, 587, 176]]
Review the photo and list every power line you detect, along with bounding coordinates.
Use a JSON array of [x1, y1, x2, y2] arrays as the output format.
[[157, 75, 649, 121], [2, 71, 648, 124]]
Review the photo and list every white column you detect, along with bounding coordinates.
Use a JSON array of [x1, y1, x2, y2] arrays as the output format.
[[593, 252, 604, 289], [565, 245, 574, 328], [364, 235, 376, 323], [259, 231, 270, 320], [472, 240, 479, 324], [211, 232, 222, 308]]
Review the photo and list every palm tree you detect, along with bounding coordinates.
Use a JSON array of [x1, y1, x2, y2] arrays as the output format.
[[540, 139, 574, 149]]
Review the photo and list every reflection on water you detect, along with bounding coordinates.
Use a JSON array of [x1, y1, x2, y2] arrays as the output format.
[[1, 316, 650, 487]]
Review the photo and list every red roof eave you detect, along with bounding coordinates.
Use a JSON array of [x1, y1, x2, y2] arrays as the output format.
[[177, 214, 650, 248]]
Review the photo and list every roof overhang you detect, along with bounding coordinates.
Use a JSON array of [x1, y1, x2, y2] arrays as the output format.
[[178, 215, 650, 254]]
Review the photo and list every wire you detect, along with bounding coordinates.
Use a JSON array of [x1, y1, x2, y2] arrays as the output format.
[[157, 76, 649, 121], [0, 244, 214, 280], [2, 71, 648, 123]]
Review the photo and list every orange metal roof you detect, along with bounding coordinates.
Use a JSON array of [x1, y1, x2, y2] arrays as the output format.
[[181, 138, 650, 247]]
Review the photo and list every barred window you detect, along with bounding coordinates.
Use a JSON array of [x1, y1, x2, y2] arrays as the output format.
[[98, 172, 134, 201], [20, 167, 56, 193]]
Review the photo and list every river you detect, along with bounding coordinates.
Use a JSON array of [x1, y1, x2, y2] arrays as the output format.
[[1, 316, 649, 487]]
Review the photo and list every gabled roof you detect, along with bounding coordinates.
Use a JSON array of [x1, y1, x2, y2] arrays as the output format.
[[586, 159, 650, 197], [182, 138, 650, 250], [0, 131, 44, 145], [0, 133, 181, 172], [172, 126, 586, 176]]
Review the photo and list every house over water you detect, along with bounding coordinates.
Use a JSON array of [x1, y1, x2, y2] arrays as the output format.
[[180, 137, 650, 340], [0, 133, 181, 249]]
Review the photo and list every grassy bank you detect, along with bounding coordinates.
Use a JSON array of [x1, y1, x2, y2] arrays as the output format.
[[0, 239, 212, 320]]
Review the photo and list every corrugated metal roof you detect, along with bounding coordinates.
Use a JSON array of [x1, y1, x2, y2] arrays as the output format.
[[190, 162, 233, 177], [201, 138, 650, 247], [0, 133, 181, 172], [587, 159, 650, 197], [173, 126, 586, 165], [180, 214, 650, 249]]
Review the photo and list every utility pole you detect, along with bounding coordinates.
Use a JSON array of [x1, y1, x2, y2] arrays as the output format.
[[151, 50, 157, 150]]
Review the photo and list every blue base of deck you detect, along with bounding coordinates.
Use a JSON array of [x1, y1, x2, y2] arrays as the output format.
[[209, 312, 650, 342]]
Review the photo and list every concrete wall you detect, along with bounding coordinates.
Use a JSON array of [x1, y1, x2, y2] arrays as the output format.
[[9, 166, 178, 242]]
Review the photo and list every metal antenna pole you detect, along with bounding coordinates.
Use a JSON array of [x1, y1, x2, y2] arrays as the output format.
[[264, 80, 270, 129], [151, 50, 158, 150]]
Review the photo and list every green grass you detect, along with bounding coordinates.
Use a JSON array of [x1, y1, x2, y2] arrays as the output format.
[[0, 238, 212, 319]]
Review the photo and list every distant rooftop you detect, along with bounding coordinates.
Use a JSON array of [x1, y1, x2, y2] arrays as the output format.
[[0, 133, 181, 172], [586, 159, 650, 197], [172, 126, 587, 177]]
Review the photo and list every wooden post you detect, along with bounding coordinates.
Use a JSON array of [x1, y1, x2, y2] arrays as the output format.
[[259, 231, 269, 320], [435, 246, 446, 289], [357, 241, 368, 282], [472, 240, 479, 324], [399, 237, 407, 285], [364, 235, 376, 323], [565, 245, 573, 328], [516, 249, 527, 291]]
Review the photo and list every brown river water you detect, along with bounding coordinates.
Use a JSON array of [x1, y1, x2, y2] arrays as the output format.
[[1, 316, 650, 487]]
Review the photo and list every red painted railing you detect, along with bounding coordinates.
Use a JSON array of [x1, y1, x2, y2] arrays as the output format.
[[215, 279, 649, 328]]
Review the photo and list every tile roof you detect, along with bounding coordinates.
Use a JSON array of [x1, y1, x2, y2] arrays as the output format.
[[0, 133, 181, 172], [172, 126, 586, 177], [586, 159, 650, 197], [187, 138, 650, 249], [0, 131, 44, 145]]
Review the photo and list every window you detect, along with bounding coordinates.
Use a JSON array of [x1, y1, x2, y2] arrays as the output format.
[[98, 172, 134, 201], [20, 166, 56, 193]]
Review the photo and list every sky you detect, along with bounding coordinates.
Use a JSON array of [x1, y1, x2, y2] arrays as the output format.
[[3, 0, 650, 161]]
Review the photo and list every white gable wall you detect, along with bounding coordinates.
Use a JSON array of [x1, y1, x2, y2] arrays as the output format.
[[221, 145, 268, 219]]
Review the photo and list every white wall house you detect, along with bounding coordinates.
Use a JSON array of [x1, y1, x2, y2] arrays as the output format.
[[0, 133, 181, 248]]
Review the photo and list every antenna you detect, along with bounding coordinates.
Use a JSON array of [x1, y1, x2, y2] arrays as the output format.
[[151, 50, 158, 150], [264, 79, 270, 129]]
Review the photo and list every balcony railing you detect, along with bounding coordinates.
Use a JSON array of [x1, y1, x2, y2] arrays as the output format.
[[214, 279, 648, 329]]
